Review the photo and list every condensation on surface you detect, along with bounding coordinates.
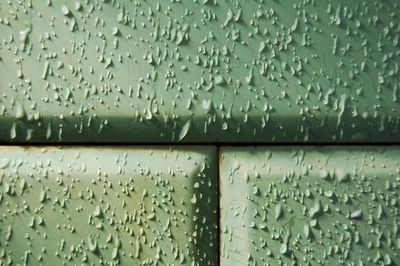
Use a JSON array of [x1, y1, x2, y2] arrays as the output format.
[[0, 146, 218, 265], [0, 0, 399, 142], [220, 147, 400, 265]]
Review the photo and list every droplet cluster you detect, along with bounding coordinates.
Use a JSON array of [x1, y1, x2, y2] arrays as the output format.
[[0, 147, 217, 265], [0, 0, 399, 142], [221, 147, 400, 265]]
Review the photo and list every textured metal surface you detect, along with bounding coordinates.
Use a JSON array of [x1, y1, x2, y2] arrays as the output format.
[[220, 147, 400, 265], [0, 146, 217, 265], [0, 1, 399, 143]]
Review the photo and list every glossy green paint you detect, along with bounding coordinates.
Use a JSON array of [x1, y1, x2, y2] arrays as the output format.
[[1, 0, 400, 264], [0, 147, 218, 265], [0, 0, 399, 143], [220, 147, 400, 265]]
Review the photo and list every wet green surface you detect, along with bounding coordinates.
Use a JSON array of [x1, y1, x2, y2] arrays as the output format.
[[0, 146, 218, 265], [0, 0, 399, 142], [220, 147, 400, 265]]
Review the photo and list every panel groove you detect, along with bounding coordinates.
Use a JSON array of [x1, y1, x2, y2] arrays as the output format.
[[0, 142, 398, 147]]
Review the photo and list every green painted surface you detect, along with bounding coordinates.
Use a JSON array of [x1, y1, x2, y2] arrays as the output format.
[[0, 1, 399, 142], [0, 146, 217, 265], [221, 147, 400, 265]]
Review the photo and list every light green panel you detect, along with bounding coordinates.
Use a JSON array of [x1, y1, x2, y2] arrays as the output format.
[[220, 147, 400, 265], [0, 0, 399, 142], [0, 146, 217, 265]]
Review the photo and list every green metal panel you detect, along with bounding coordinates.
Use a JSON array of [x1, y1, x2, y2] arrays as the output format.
[[220, 147, 400, 265], [0, 1, 399, 143], [0, 146, 218, 265]]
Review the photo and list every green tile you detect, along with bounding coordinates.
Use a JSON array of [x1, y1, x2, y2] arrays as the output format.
[[0, 1, 399, 142], [0, 146, 217, 265], [221, 147, 400, 265]]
